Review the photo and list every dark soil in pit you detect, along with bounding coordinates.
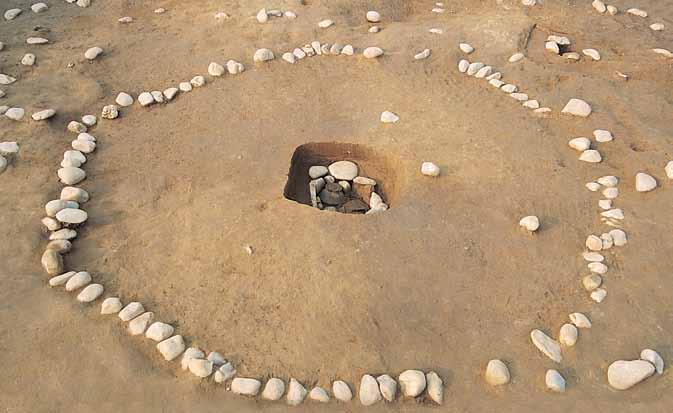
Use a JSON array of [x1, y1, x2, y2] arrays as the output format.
[[284, 142, 403, 213]]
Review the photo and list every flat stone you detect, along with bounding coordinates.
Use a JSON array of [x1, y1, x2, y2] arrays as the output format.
[[530, 329, 562, 362], [562, 98, 592, 117], [65, 271, 91, 291], [591, 288, 607, 303], [597, 175, 619, 187], [101, 297, 123, 314], [546, 369, 566, 392], [377, 374, 397, 401], [286, 378, 307, 406], [509, 53, 525, 62], [594, 129, 613, 142], [485, 359, 510, 385], [0, 142, 18, 156], [21, 53, 36, 66], [341, 45, 354, 55], [458, 59, 470, 72], [138, 92, 154, 106], [332, 380, 353, 402], [608, 360, 655, 390], [179, 82, 192, 92], [366, 10, 381, 22], [398, 370, 426, 397], [262, 378, 285, 400], [77, 283, 104, 302], [359, 374, 382, 406], [56, 208, 87, 225], [118, 302, 144, 321], [50, 229, 77, 240], [232, 378, 262, 396], [467, 62, 484, 76], [665, 161, 673, 179], [414, 49, 431, 60], [609, 229, 627, 246], [157, 335, 186, 361], [46, 239, 71, 253], [5, 107, 25, 121], [627, 8, 647, 17], [214, 362, 236, 383], [583, 49, 601, 61], [583, 274, 603, 291], [0, 74, 16, 85], [4, 8, 22, 20], [61, 187, 89, 203], [208, 62, 225, 76], [318, 19, 334, 28], [226, 60, 245, 74], [190, 76, 205, 87], [501, 84, 518, 93], [128, 312, 154, 335], [181, 347, 205, 370], [49, 271, 75, 287], [459, 43, 474, 54], [282, 52, 296, 64], [328, 160, 358, 180]]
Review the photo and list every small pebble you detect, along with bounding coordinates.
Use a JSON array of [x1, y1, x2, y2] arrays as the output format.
[[485, 359, 510, 385], [332, 380, 353, 402], [421, 162, 440, 177], [286, 378, 307, 406], [101, 297, 123, 314], [65, 271, 91, 291], [376, 375, 397, 401], [608, 360, 655, 390], [509, 53, 524, 62], [77, 283, 104, 302], [635, 172, 657, 192], [359, 374, 382, 405], [118, 302, 144, 321], [519, 215, 540, 232], [562, 98, 592, 117], [363, 47, 383, 58], [380, 110, 399, 123], [559, 323, 578, 346], [530, 329, 562, 362], [231, 378, 262, 396], [398, 370, 426, 397], [569, 312, 592, 328], [546, 370, 566, 393], [640, 349, 664, 374], [262, 378, 285, 401], [157, 335, 186, 361]]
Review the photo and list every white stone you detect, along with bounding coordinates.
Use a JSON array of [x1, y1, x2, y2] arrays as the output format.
[[579, 150, 602, 163], [583, 274, 603, 291], [546, 370, 566, 392], [157, 335, 186, 361], [101, 297, 122, 314], [601, 209, 624, 220], [214, 362, 236, 383], [359, 374, 381, 405], [84, 47, 103, 60], [0, 74, 17, 85], [77, 284, 103, 302], [282, 52, 296, 64], [601, 233, 614, 250], [597, 175, 618, 187], [42, 217, 61, 231], [188, 358, 213, 378], [56, 208, 88, 225], [608, 360, 655, 390], [137, 92, 154, 107], [627, 8, 647, 17], [569, 137, 591, 151], [530, 329, 562, 362], [591, 288, 607, 303], [458, 59, 470, 73], [426, 371, 443, 405], [50, 229, 77, 240], [65, 271, 91, 291], [163, 88, 178, 100], [5, 108, 25, 121], [545, 41, 560, 54], [318, 19, 334, 28], [146, 322, 174, 341], [414, 49, 431, 60], [116, 92, 134, 107], [128, 312, 154, 334], [179, 82, 192, 92], [586, 182, 600, 191], [640, 349, 664, 374], [635, 173, 657, 192], [559, 323, 578, 346], [49, 271, 75, 287], [594, 130, 613, 142], [118, 302, 144, 321], [190, 76, 205, 87], [81, 115, 97, 127], [475, 66, 493, 78], [523, 100, 540, 109], [256, 8, 268, 23], [284, 11, 297, 19], [562, 99, 592, 117], [101, 105, 119, 119], [609, 229, 627, 246], [485, 359, 510, 385], [509, 52, 525, 62], [586, 235, 602, 251], [309, 387, 329, 403], [519, 216, 540, 232], [501, 84, 518, 93], [232, 378, 262, 396], [286, 378, 307, 406], [569, 312, 592, 328], [398, 370, 426, 397], [583, 252, 604, 262], [363, 47, 383, 59], [599, 199, 612, 210], [180, 347, 204, 370], [332, 380, 353, 402], [380, 111, 399, 123], [253, 48, 274, 62], [21, 53, 36, 66], [328, 161, 358, 180], [583, 49, 601, 61], [262, 378, 285, 400], [589, 262, 609, 274], [510, 92, 528, 101], [421, 162, 440, 177], [374, 375, 396, 401], [592, 0, 606, 13], [607, 5, 618, 14], [466, 62, 484, 76], [650, 23, 665, 31], [665, 161, 673, 179], [45, 200, 77, 217], [41, 250, 63, 275], [459, 43, 474, 54], [118, 16, 133, 23], [489, 79, 505, 88], [207, 351, 225, 365], [208, 62, 225, 76], [341, 45, 354, 56], [366, 11, 381, 23], [603, 187, 619, 199], [652, 48, 672, 58], [31, 109, 55, 121]]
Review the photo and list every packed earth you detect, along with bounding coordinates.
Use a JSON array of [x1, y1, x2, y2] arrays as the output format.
[[1, 0, 673, 412]]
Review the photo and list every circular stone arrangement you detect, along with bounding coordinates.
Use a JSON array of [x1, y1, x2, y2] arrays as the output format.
[[10, 0, 668, 408]]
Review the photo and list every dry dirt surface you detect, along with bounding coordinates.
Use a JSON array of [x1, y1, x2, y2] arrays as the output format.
[[1, 0, 673, 412]]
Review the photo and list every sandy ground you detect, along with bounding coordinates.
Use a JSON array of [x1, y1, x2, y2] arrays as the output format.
[[1, 0, 673, 412]]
